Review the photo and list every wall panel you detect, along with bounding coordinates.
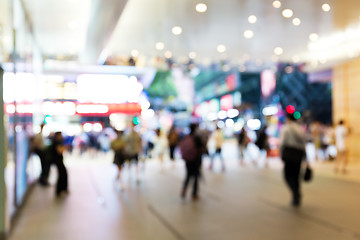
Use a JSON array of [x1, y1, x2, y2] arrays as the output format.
[[333, 60, 360, 164]]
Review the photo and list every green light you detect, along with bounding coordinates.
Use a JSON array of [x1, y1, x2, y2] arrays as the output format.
[[293, 111, 301, 120], [133, 116, 140, 125], [44, 115, 53, 124]]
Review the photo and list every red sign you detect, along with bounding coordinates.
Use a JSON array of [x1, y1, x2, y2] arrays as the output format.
[[220, 94, 233, 111]]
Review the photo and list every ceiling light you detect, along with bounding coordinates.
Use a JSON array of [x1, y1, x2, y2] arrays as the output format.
[[271, 55, 279, 62], [202, 58, 211, 65], [2, 35, 11, 45], [272, 0, 281, 8], [274, 47, 283, 55], [189, 52, 197, 59], [282, 9, 293, 18], [217, 44, 226, 53], [68, 49, 76, 55], [311, 61, 318, 67], [292, 18, 301, 26], [155, 42, 165, 50], [222, 65, 231, 72], [239, 66, 246, 72], [319, 57, 327, 64], [244, 30, 254, 39], [347, 51, 356, 58], [68, 21, 78, 29], [164, 51, 173, 58], [309, 33, 319, 41], [248, 15, 257, 24], [292, 56, 300, 63], [322, 3, 331, 12], [172, 26, 182, 35], [256, 59, 263, 66], [131, 49, 139, 57], [196, 3, 207, 13]]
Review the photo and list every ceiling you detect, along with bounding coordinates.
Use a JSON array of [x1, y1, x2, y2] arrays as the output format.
[[1, 0, 360, 71]]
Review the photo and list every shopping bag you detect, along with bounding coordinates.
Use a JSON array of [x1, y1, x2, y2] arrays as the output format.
[[303, 166, 313, 182]]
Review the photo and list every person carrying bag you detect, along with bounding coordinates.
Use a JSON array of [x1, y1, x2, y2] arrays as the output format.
[[279, 114, 311, 207]]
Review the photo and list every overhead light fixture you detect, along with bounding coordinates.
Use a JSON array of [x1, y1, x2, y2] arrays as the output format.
[[189, 52, 197, 59], [274, 47, 283, 55], [272, 0, 281, 8], [319, 57, 327, 64], [309, 33, 319, 41], [172, 26, 182, 35], [256, 59, 263, 66], [244, 30, 254, 39], [68, 21, 78, 29], [196, 3, 207, 13], [322, 3, 331, 12], [68, 49, 76, 55], [292, 56, 300, 63], [217, 44, 226, 53], [222, 65, 231, 72], [311, 61, 318, 67], [155, 42, 165, 50], [271, 55, 279, 62], [131, 49, 139, 57], [164, 51, 173, 58], [239, 66, 246, 72], [292, 18, 301, 26], [282, 9, 293, 18], [248, 15, 257, 24]]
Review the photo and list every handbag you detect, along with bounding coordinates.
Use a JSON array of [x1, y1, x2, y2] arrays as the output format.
[[303, 166, 313, 182]]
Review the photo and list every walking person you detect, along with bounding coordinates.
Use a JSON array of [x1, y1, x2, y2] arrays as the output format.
[[180, 123, 203, 200], [323, 123, 335, 160], [255, 126, 269, 167], [51, 132, 69, 197], [111, 130, 126, 187], [167, 126, 179, 166], [334, 120, 349, 174], [209, 126, 225, 171], [310, 121, 323, 161], [124, 123, 143, 183], [32, 123, 50, 186], [153, 128, 168, 170], [279, 114, 308, 207], [237, 128, 249, 166]]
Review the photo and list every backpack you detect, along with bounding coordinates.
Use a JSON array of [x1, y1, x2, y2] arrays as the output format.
[[179, 135, 198, 162]]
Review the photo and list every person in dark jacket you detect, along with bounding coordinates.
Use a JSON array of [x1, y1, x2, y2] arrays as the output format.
[[255, 126, 269, 167], [180, 123, 203, 200], [51, 132, 69, 197], [167, 126, 179, 163]]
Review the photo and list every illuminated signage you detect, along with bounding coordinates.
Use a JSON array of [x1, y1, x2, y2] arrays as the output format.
[[77, 74, 143, 103], [220, 94, 233, 111], [4, 102, 141, 116], [261, 70, 276, 97]]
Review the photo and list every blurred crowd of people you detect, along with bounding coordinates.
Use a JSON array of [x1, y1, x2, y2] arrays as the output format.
[[28, 116, 349, 207]]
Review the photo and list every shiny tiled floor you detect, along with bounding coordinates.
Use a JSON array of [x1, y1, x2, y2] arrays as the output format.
[[8, 142, 360, 240]]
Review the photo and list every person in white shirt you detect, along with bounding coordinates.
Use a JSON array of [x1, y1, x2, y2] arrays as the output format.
[[334, 120, 349, 174], [153, 129, 168, 170], [209, 126, 225, 171]]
